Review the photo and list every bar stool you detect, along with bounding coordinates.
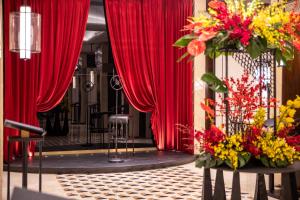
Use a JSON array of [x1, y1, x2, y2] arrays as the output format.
[[108, 114, 134, 163]]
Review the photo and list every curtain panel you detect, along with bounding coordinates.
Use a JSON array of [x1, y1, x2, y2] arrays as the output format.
[[105, 0, 194, 152], [4, 0, 90, 161]]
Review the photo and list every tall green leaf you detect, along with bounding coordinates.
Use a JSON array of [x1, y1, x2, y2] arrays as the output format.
[[201, 73, 228, 93], [246, 37, 267, 59], [174, 34, 197, 47]]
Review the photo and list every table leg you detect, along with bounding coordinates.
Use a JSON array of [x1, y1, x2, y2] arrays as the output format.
[[7, 141, 11, 200], [254, 174, 268, 200], [213, 169, 226, 200], [39, 141, 42, 192], [231, 171, 241, 200], [22, 140, 28, 189], [202, 168, 213, 200], [269, 174, 274, 192], [280, 172, 298, 200]]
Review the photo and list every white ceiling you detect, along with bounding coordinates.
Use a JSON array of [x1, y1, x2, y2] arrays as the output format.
[[87, 5, 106, 25]]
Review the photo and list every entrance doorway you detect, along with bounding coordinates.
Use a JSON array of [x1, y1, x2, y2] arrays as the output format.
[[37, 0, 154, 152]]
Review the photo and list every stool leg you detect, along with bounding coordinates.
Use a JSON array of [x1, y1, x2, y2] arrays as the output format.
[[280, 172, 298, 200], [39, 141, 42, 192], [125, 124, 128, 158], [254, 174, 268, 200], [213, 169, 226, 200], [202, 168, 213, 200], [7, 141, 11, 200], [231, 171, 241, 200]]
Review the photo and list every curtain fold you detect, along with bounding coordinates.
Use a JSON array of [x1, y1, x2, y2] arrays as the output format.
[[4, 0, 90, 161], [105, 0, 193, 152]]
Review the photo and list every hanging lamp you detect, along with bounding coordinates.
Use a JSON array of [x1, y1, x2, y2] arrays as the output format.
[[9, 0, 41, 59]]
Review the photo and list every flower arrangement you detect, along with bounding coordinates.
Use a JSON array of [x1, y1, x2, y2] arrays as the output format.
[[175, 0, 300, 64], [196, 72, 300, 170]]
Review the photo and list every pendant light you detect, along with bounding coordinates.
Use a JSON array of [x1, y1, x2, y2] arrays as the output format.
[[9, 0, 41, 59]]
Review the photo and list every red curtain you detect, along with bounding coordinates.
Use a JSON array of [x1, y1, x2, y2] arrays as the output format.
[[105, 0, 193, 152], [4, 0, 90, 160]]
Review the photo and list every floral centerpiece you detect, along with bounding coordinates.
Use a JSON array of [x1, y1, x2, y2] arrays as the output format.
[[175, 0, 300, 64], [195, 72, 300, 169], [174, 0, 300, 169]]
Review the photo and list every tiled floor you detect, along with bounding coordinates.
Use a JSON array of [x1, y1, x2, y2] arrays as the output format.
[[56, 165, 254, 200], [3, 162, 281, 200]]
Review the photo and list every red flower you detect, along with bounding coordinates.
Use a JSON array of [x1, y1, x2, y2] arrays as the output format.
[[204, 143, 215, 155], [286, 135, 300, 146], [295, 146, 300, 152], [296, 24, 300, 32], [195, 131, 202, 143], [187, 40, 206, 56], [293, 40, 300, 51], [247, 144, 261, 156]]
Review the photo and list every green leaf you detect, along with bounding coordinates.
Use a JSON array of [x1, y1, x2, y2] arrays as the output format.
[[260, 156, 270, 167], [195, 153, 210, 168], [282, 44, 294, 62], [246, 37, 267, 59], [239, 153, 251, 168], [174, 34, 197, 47], [209, 159, 217, 168], [201, 73, 228, 93], [195, 158, 206, 168], [216, 159, 224, 166], [243, 153, 251, 164], [238, 155, 246, 168], [276, 159, 289, 168], [177, 52, 190, 62], [225, 159, 234, 169], [269, 160, 276, 168]]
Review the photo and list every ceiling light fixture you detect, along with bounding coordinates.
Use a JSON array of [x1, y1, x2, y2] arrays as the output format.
[[9, 0, 41, 59]]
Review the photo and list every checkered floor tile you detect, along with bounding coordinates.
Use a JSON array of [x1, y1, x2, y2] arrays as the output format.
[[57, 165, 253, 200]]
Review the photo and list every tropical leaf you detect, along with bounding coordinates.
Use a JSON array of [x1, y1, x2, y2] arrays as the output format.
[[269, 160, 276, 168], [260, 156, 270, 167], [174, 34, 197, 47], [216, 159, 224, 166], [276, 159, 289, 168], [195, 153, 210, 168], [201, 73, 228, 93], [177, 52, 190, 62], [239, 153, 251, 168], [246, 37, 267, 59], [225, 159, 233, 169]]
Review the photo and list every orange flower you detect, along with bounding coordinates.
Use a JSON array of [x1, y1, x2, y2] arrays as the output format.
[[199, 30, 218, 42], [187, 40, 206, 56], [208, 0, 226, 10], [184, 22, 202, 31], [200, 102, 215, 117]]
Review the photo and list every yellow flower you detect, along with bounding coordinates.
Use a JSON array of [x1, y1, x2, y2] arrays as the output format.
[[253, 108, 266, 128], [288, 109, 296, 118]]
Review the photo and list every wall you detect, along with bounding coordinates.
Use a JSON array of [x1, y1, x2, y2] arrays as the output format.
[[193, 0, 207, 153]]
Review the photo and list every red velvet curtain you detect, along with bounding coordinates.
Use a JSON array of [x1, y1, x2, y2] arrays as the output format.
[[4, 0, 90, 160], [105, 0, 193, 152]]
